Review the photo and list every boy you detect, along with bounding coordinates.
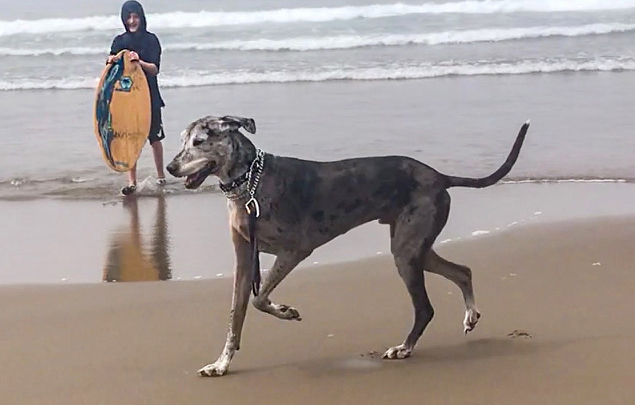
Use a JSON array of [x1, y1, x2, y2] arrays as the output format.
[[107, 0, 166, 195]]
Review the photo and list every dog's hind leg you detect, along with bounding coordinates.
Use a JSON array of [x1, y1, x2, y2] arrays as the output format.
[[383, 204, 442, 360], [198, 230, 253, 377], [384, 249, 434, 360], [424, 249, 481, 334], [252, 250, 311, 321]]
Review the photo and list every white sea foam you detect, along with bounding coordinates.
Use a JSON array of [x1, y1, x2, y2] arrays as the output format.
[[501, 178, 628, 184], [2, 0, 635, 36], [0, 77, 99, 91], [100, 57, 635, 85], [0, 46, 105, 56], [2, 57, 634, 91], [166, 23, 635, 52], [2, 172, 630, 202], [3, 23, 633, 56]]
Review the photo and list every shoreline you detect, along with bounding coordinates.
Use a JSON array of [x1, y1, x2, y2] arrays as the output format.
[[2, 181, 635, 285]]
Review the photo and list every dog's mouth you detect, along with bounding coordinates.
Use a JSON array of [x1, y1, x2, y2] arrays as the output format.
[[184, 164, 216, 190]]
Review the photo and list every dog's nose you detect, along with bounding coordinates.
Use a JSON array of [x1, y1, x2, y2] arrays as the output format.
[[166, 161, 178, 177]]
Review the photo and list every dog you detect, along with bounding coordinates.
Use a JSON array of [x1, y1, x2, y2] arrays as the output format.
[[166, 115, 529, 377]]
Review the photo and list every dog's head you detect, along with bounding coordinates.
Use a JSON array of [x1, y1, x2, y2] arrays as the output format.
[[166, 115, 256, 189]]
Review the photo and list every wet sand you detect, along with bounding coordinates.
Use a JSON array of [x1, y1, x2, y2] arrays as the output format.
[[1, 183, 634, 404], [2, 182, 635, 284]]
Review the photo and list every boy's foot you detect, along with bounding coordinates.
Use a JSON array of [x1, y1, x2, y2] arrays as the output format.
[[156, 178, 166, 186], [120, 185, 137, 196]]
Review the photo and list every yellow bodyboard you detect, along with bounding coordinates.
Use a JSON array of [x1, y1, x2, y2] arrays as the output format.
[[94, 50, 151, 172]]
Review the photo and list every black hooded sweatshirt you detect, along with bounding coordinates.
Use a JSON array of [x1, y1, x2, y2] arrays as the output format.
[[110, 0, 165, 109]]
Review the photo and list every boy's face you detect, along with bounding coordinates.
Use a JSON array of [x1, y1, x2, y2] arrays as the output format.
[[126, 12, 141, 32]]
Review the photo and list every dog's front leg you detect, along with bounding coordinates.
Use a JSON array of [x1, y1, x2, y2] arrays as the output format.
[[198, 229, 252, 377], [252, 250, 310, 321]]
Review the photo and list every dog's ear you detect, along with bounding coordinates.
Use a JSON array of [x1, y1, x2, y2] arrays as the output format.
[[220, 116, 256, 134]]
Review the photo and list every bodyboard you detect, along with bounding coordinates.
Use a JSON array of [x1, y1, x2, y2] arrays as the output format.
[[94, 49, 151, 172]]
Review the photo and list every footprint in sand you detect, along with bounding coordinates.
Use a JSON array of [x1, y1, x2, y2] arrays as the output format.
[[360, 351, 380, 359], [507, 329, 533, 339]]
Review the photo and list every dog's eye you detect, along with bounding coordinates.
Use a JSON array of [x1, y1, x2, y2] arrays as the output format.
[[192, 138, 205, 146]]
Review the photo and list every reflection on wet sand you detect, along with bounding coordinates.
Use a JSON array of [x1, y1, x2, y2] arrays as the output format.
[[103, 195, 171, 282]]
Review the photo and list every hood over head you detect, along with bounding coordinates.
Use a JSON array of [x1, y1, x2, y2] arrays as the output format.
[[120, 0, 147, 32]]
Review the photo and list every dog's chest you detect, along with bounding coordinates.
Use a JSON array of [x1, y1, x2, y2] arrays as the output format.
[[227, 201, 289, 253], [228, 202, 271, 241], [228, 202, 250, 240]]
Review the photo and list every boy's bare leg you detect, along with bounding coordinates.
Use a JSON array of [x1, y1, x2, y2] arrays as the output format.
[[152, 141, 165, 181], [127, 164, 137, 186]]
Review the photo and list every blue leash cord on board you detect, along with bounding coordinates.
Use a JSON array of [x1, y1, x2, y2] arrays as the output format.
[[95, 58, 124, 169]]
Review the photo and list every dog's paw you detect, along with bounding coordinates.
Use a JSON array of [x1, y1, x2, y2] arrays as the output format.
[[463, 308, 481, 334], [278, 304, 302, 321], [382, 344, 412, 360], [197, 362, 228, 377]]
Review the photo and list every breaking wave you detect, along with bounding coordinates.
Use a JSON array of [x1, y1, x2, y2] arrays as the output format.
[[2, 23, 633, 56], [2, 57, 634, 91], [2, 0, 635, 36]]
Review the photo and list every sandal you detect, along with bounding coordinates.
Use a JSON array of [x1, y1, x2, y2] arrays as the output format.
[[120, 185, 137, 196]]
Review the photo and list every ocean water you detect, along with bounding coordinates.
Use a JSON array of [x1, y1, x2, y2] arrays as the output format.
[[2, 0, 635, 200]]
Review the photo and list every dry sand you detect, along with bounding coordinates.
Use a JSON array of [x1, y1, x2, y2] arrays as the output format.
[[1, 215, 634, 404]]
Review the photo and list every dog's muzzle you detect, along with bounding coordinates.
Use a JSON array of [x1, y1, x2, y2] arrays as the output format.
[[184, 166, 214, 189], [165, 160, 181, 177], [166, 161, 215, 190]]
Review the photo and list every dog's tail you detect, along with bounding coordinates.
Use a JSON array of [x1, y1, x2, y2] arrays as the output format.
[[445, 121, 529, 189]]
